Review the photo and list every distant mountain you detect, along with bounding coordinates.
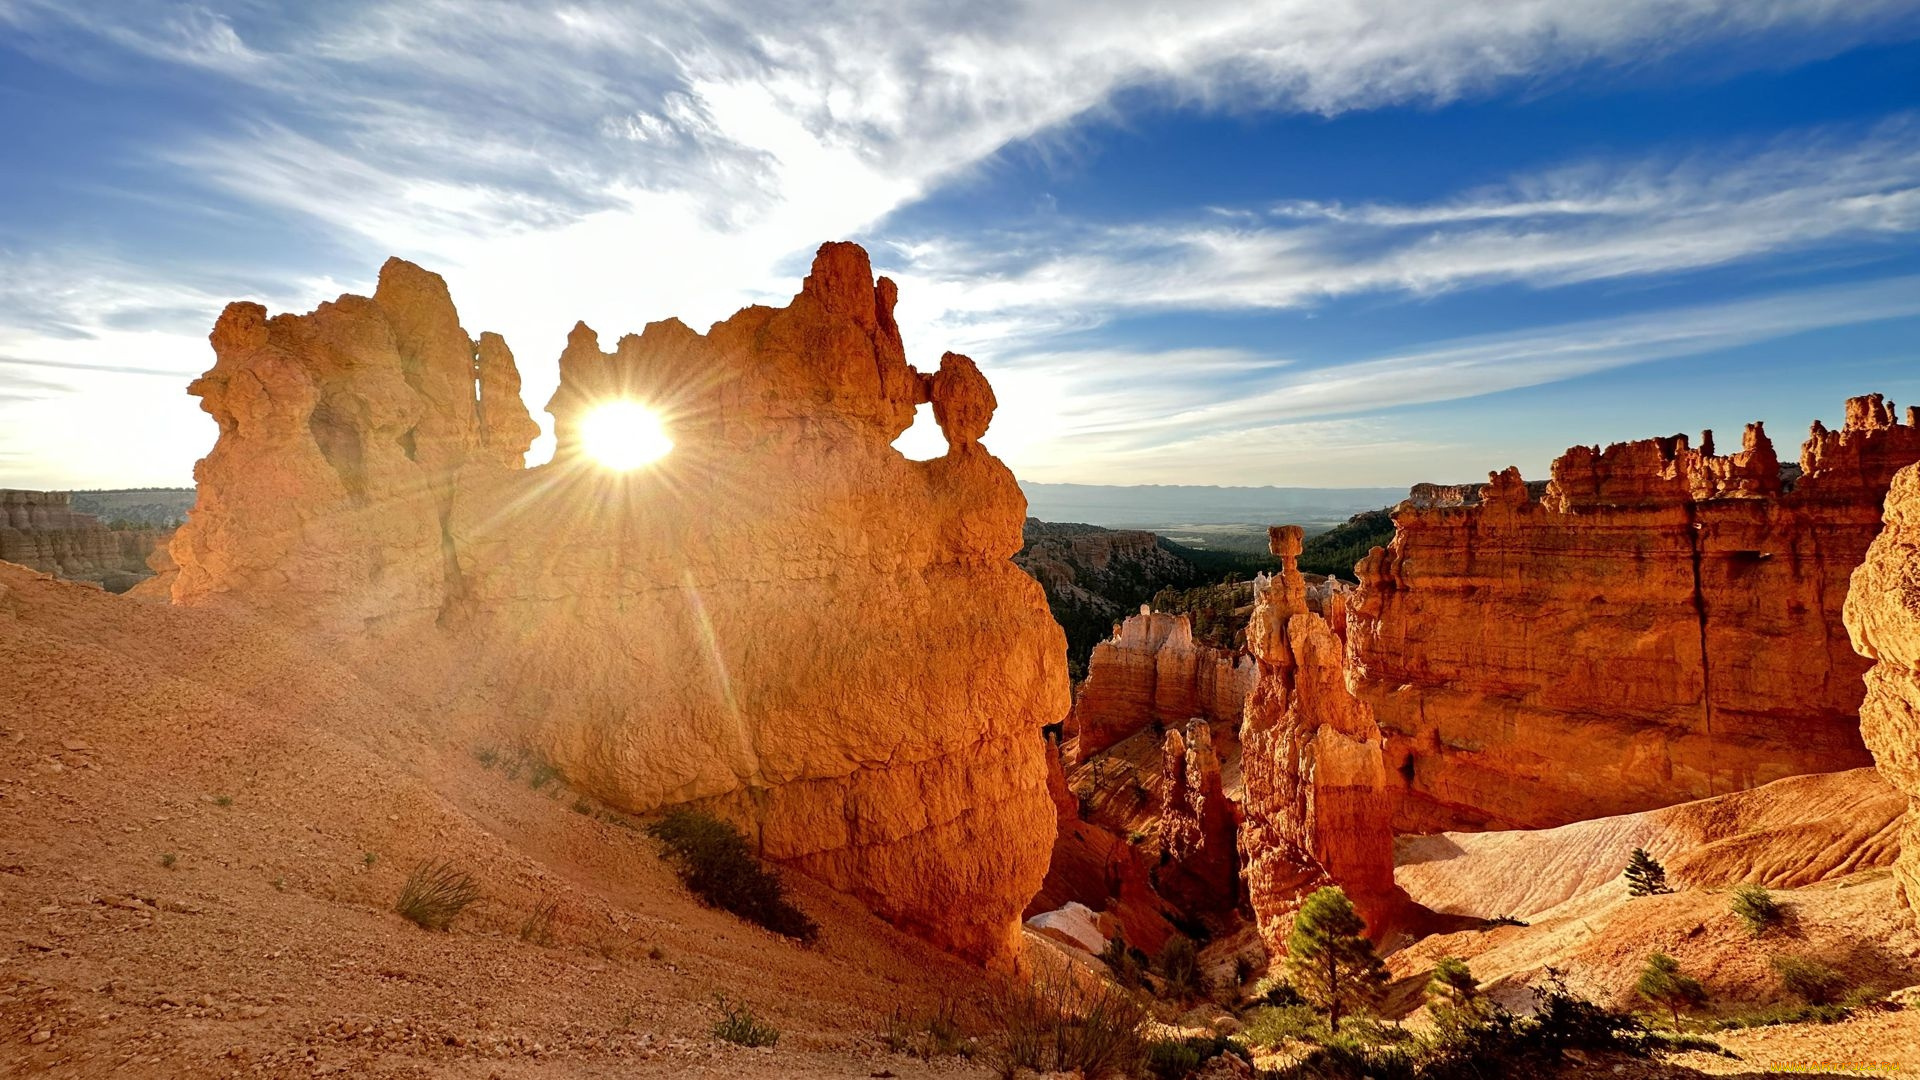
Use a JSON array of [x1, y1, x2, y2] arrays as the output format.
[[1018, 482, 1404, 530]]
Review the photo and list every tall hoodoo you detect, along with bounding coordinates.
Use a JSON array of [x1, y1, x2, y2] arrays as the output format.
[[161, 242, 1069, 961], [1845, 460, 1920, 926], [1346, 398, 1920, 835], [1238, 525, 1406, 952]]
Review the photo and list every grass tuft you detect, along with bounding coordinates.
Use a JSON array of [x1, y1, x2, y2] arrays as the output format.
[[712, 994, 779, 1047], [519, 897, 559, 947], [394, 859, 482, 931]]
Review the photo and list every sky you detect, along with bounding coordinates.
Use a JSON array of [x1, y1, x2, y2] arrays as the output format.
[[2, 2, 1919, 490]]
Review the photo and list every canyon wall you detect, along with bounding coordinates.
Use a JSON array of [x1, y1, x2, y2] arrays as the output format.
[[1845, 461, 1920, 925], [1, 490, 167, 592], [160, 244, 1068, 961], [1071, 609, 1256, 761], [1348, 402, 1918, 834]]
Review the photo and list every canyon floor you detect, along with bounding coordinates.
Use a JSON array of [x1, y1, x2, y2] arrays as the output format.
[[4, 556, 1919, 1078]]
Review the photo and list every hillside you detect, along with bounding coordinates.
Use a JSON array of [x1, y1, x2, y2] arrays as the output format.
[[0, 561, 1005, 1078]]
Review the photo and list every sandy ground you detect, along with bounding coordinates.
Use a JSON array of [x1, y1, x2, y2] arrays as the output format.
[[0, 563, 1003, 1078]]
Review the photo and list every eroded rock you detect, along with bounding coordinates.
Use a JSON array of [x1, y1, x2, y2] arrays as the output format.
[[162, 243, 1069, 961]]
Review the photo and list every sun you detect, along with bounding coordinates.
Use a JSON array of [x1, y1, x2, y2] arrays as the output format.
[[578, 400, 674, 471]]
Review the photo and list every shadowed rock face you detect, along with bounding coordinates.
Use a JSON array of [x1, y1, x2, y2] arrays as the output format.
[[1846, 460, 1920, 928], [161, 242, 1069, 962], [1348, 402, 1920, 835]]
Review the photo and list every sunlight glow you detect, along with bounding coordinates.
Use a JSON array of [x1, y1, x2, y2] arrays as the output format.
[[579, 400, 673, 470]]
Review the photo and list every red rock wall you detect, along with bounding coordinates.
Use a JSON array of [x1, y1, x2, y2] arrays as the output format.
[[161, 244, 1068, 962], [1349, 401, 1915, 834], [1071, 609, 1256, 761]]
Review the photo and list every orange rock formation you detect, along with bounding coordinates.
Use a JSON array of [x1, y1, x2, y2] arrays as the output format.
[[1239, 526, 1411, 950], [1349, 399, 1919, 834], [1071, 609, 1255, 761], [156, 243, 1068, 961], [1845, 458, 1920, 925], [1156, 718, 1241, 914]]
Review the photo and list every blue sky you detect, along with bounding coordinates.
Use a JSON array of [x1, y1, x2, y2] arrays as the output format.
[[2, 2, 1919, 488]]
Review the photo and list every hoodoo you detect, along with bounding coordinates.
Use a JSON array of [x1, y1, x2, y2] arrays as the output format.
[[1846, 458, 1920, 927], [157, 242, 1069, 961]]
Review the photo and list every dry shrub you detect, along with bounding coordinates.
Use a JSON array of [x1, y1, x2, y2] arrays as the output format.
[[518, 897, 559, 946], [395, 860, 482, 931], [994, 966, 1146, 1078]]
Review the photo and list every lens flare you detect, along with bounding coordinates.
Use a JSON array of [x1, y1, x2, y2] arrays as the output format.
[[579, 400, 673, 470]]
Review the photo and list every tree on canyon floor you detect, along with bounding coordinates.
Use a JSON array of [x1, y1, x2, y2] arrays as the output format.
[[1636, 953, 1708, 1028], [1286, 886, 1389, 1033], [1623, 848, 1672, 896]]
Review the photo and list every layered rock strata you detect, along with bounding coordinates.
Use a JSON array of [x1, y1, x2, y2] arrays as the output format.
[[1, 490, 167, 591], [1071, 609, 1256, 761], [160, 244, 1068, 961], [1349, 402, 1917, 834], [1156, 718, 1241, 914], [1845, 459, 1920, 924]]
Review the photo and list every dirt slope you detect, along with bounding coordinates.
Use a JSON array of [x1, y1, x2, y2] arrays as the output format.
[[0, 562, 998, 1078]]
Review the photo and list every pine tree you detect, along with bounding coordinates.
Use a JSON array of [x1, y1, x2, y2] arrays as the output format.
[[1623, 847, 1671, 896], [1285, 886, 1388, 1032], [1425, 955, 1485, 1035], [1635, 952, 1707, 1028]]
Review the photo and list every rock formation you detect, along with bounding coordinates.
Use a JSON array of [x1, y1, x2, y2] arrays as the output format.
[[1348, 401, 1919, 834], [1156, 718, 1241, 913], [158, 243, 1069, 961], [0, 490, 168, 592], [1071, 609, 1256, 761], [1239, 526, 1410, 950], [1845, 458, 1920, 925]]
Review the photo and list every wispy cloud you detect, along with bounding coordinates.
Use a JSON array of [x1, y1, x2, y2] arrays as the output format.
[[894, 118, 1920, 344], [985, 274, 1920, 482]]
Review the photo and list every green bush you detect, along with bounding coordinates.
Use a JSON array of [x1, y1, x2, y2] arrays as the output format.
[[1635, 953, 1708, 1027], [646, 809, 818, 943], [1156, 935, 1202, 999], [1100, 933, 1147, 989], [1730, 883, 1781, 937], [1143, 1034, 1248, 1079], [712, 994, 779, 1047], [1241, 1003, 1327, 1047], [395, 860, 482, 931], [1770, 955, 1847, 1006]]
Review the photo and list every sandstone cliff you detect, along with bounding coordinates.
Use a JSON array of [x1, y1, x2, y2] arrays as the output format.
[[159, 243, 1068, 961], [0, 489, 168, 592], [1845, 457, 1920, 926], [1070, 608, 1256, 762], [1349, 401, 1917, 835]]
